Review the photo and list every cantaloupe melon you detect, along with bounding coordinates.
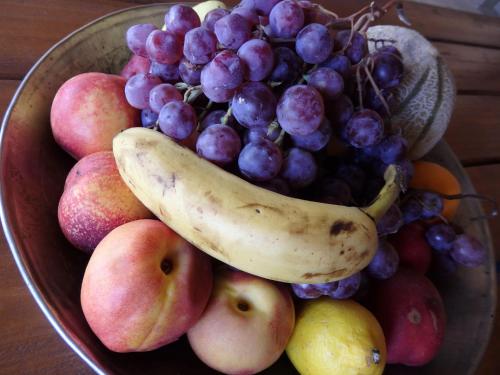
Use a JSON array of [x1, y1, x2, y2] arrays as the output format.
[[367, 26, 456, 160]]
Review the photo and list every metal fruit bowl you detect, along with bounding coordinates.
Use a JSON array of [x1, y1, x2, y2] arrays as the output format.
[[0, 4, 496, 375]]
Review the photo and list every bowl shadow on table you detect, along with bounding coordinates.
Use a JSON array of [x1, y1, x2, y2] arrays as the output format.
[[0, 3, 495, 375]]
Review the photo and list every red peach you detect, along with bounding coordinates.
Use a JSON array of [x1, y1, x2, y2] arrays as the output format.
[[51, 72, 140, 159], [58, 151, 152, 252], [120, 55, 151, 80], [81, 219, 213, 352]]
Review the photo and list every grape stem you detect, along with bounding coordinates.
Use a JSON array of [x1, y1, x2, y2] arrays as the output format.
[[327, 0, 402, 31], [415, 190, 499, 222], [183, 85, 203, 103], [197, 100, 214, 128], [356, 64, 364, 110], [221, 106, 233, 125], [363, 63, 392, 117]]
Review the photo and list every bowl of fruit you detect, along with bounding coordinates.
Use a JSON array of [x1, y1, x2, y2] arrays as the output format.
[[0, 1, 496, 374]]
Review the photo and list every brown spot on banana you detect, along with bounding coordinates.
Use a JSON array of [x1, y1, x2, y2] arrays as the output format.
[[330, 220, 355, 235], [237, 203, 284, 215], [302, 268, 348, 279]]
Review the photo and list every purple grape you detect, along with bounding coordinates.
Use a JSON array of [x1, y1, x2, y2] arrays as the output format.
[[320, 54, 352, 80], [450, 234, 486, 267], [231, 7, 260, 26], [178, 58, 202, 85], [366, 241, 399, 280], [306, 67, 344, 101], [256, 177, 291, 195], [202, 8, 230, 31], [201, 50, 245, 103], [232, 82, 277, 128], [335, 163, 366, 197], [183, 27, 217, 65], [148, 83, 183, 113], [214, 14, 252, 50], [291, 283, 322, 299], [344, 109, 384, 148], [141, 108, 159, 127], [372, 50, 404, 90], [146, 30, 183, 65], [290, 117, 331, 152], [376, 45, 402, 59], [295, 23, 333, 64], [377, 204, 403, 236], [418, 191, 444, 219], [376, 134, 408, 164], [124, 73, 162, 109], [238, 39, 274, 82], [335, 30, 368, 64], [270, 47, 302, 85], [269, 0, 304, 38], [281, 148, 317, 189], [277, 85, 324, 136], [149, 61, 180, 83], [316, 177, 352, 205], [426, 223, 457, 252], [326, 94, 354, 126], [196, 124, 242, 165], [164, 4, 201, 36], [158, 101, 197, 140], [364, 86, 395, 118], [238, 0, 283, 16], [244, 126, 281, 144], [401, 196, 423, 224], [200, 109, 235, 131], [126, 24, 157, 57], [238, 139, 283, 181], [316, 272, 362, 299]]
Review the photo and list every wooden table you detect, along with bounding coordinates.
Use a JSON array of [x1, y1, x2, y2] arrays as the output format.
[[0, 1, 498, 374]]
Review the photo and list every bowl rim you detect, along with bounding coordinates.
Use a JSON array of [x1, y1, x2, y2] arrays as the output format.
[[0, 4, 182, 374], [0, 3, 496, 375]]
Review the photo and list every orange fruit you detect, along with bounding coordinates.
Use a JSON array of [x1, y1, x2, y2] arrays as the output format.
[[410, 161, 461, 220]]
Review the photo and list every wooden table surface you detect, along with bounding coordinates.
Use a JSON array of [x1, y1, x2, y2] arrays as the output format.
[[0, 1, 498, 374]]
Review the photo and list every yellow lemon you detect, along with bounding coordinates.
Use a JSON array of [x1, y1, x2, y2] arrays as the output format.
[[286, 298, 386, 375]]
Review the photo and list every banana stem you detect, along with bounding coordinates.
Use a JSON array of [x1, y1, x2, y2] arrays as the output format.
[[361, 164, 403, 222]]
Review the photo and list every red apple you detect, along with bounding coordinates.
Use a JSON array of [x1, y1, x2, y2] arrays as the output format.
[[58, 151, 152, 252], [187, 269, 295, 375], [81, 219, 213, 352], [372, 268, 446, 366], [51, 72, 140, 159], [389, 222, 432, 274], [120, 54, 151, 80]]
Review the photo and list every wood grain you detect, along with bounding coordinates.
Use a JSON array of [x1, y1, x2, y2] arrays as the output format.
[[445, 95, 500, 165], [383, 1, 500, 49], [434, 42, 500, 94]]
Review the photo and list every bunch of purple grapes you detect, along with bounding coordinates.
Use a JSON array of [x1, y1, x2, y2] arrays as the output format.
[[123, 1, 408, 197], [122, 1, 488, 301]]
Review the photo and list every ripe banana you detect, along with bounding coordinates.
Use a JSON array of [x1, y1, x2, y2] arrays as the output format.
[[113, 128, 401, 284]]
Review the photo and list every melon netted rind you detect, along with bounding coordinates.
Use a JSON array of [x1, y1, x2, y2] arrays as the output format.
[[367, 25, 456, 160]]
